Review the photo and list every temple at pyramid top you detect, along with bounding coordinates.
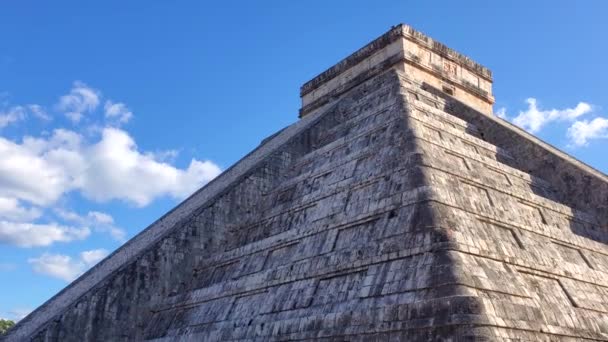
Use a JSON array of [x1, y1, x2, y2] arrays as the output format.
[[299, 24, 494, 117]]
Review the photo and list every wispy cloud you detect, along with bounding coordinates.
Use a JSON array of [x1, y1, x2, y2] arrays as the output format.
[[0, 104, 50, 128], [0, 197, 41, 222], [498, 98, 608, 148], [0, 221, 90, 248], [0, 106, 26, 128], [55, 209, 126, 241], [508, 98, 592, 133], [28, 104, 51, 121], [494, 107, 508, 119], [28, 249, 109, 282], [104, 100, 132, 125], [149, 149, 180, 163], [80, 249, 109, 265], [567, 117, 608, 147], [56, 81, 101, 123]]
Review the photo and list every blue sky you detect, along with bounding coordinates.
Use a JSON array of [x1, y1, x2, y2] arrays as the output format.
[[1, 1, 607, 321]]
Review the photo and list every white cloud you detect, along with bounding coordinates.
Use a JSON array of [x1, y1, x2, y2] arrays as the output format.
[[149, 149, 179, 163], [80, 248, 109, 265], [56, 81, 100, 123], [56, 209, 126, 241], [0, 104, 50, 129], [511, 98, 592, 133], [0, 127, 220, 209], [28, 104, 51, 121], [29, 253, 79, 282], [0, 127, 219, 248], [104, 100, 132, 124], [0, 197, 41, 222], [0, 105, 26, 128], [567, 117, 608, 147], [0, 81, 221, 249], [0, 221, 90, 248], [87, 211, 113, 225], [0, 132, 82, 206], [79, 128, 221, 206], [53, 208, 81, 223], [494, 107, 508, 119], [168, 159, 223, 199], [29, 249, 108, 282]]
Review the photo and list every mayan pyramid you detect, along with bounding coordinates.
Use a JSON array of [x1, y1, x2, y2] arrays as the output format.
[[4, 24, 608, 341]]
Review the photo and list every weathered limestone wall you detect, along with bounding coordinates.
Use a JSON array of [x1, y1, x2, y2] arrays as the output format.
[[22, 69, 493, 341], [6, 23, 608, 342], [421, 82, 608, 225], [403, 79, 608, 340]]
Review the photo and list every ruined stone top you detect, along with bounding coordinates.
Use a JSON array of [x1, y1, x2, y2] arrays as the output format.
[[299, 24, 495, 117], [300, 24, 493, 97]]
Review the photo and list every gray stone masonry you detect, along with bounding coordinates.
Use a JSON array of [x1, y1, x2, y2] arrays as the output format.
[[3, 24, 608, 341]]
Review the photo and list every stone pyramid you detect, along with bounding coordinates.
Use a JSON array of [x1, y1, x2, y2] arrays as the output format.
[[5, 24, 608, 341]]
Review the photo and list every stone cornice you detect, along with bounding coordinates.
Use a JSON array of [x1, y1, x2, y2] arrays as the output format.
[[300, 24, 492, 98]]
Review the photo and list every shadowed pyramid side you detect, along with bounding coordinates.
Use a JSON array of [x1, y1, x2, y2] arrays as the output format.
[[403, 77, 608, 340]]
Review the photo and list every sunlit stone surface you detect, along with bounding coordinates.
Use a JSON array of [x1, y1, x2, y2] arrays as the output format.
[[4, 24, 608, 342]]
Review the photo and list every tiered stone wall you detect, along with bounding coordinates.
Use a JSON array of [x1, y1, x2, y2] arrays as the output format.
[[24, 67, 490, 341], [403, 78, 608, 340], [5, 24, 608, 342]]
